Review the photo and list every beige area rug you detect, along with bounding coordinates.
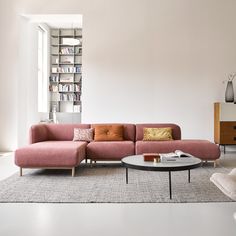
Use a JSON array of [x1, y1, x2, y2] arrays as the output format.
[[0, 163, 233, 203]]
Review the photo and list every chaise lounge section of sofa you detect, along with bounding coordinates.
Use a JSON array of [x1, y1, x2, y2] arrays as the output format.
[[15, 124, 90, 177], [135, 124, 221, 167]]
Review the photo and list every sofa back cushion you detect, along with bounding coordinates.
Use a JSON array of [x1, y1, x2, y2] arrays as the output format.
[[136, 124, 181, 141], [91, 124, 136, 141], [73, 128, 94, 142], [45, 124, 91, 141], [143, 127, 173, 141], [93, 125, 124, 141]]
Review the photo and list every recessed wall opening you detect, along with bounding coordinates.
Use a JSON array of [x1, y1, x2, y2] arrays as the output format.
[[22, 14, 83, 124]]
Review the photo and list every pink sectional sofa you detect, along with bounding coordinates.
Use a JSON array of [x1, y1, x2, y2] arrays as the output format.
[[15, 123, 220, 176]]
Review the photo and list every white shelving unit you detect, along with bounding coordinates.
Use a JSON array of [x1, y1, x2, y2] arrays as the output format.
[[49, 28, 82, 114]]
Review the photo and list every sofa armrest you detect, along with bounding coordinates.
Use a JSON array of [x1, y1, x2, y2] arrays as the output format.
[[29, 124, 48, 144]]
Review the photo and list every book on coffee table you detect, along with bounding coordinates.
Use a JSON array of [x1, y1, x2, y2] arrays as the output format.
[[160, 150, 193, 162], [143, 153, 160, 161]]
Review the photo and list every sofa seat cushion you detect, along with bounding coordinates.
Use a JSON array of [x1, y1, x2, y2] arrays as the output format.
[[87, 141, 135, 160], [136, 139, 220, 160], [210, 169, 236, 201], [15, 141, 87, 168]]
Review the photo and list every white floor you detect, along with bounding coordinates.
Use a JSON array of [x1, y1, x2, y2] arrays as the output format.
[[0, 153, 236, 236]]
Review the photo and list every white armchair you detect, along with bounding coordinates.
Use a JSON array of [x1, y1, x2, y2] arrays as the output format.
[[210, 169, 236, 201]]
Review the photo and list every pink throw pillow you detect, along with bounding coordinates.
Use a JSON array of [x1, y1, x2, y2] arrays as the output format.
[[73, 128, 94, 142]]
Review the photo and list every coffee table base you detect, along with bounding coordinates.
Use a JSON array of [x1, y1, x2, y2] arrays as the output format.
[[125, 168, 191, 199]]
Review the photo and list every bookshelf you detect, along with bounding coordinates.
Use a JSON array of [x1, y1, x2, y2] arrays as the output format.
[[49, 28, 82, 114]]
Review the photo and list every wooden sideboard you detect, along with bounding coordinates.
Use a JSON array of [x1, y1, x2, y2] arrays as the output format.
[[214, 102, 236, 153]]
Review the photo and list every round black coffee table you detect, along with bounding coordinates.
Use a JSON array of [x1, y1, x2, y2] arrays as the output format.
[[121, 155, 202, 199]]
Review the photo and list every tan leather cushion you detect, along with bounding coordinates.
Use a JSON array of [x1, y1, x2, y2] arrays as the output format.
[[143, 127, 173, 141], [93, 125, 124, 141]]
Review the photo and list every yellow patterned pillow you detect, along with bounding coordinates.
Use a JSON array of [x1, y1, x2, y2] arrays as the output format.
[[143, 127, 173, 141]]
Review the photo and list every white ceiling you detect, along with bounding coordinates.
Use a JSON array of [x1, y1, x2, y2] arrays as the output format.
[[22, 14, 83, 28]]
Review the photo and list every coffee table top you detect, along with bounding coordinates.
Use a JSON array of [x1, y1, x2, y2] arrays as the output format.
[[122, 155, 202, 172]]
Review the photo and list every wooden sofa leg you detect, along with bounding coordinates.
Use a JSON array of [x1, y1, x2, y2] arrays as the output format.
[[72, 167, 75, 177], [214, 160, 217, 168], [20, 167, 22, 177]]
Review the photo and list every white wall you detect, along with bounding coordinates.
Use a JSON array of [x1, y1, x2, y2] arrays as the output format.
[[1, 0, 236, 150], [17, 21, 40, 147]]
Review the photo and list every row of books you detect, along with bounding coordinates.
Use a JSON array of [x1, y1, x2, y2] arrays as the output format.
[[59, 84, 80, 92], [53, 93, 81, 102], [60, 48, 74, 54], [52, 66, 82, 73], [59, 48, 82, 54], [50, 77, 81, 83], [49, 84, 80, 92], [50, 105, 81, 113]]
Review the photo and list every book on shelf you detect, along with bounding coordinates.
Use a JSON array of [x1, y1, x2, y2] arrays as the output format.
[[52, 67, 58, 73], [61, 38, 81, 46], [60, 57, 73, 64], [75, 74, 82, 82], [55, 93, 81, 102], [75, 47, 82, 54], [75, 66, 82, 73], [50, 75, 59, 82], [49, 85, 58, 92], [51, 66, 82, 73], [160, 150, 193, 162], [74, 84, 80, 92], [73, 105, 81, 112], [59, 76, 74, 82], [60, 48, 75, 54], [58, 84, 79, 92]]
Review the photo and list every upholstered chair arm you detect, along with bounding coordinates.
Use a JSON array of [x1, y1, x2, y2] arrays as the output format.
[[29, 124, 48, 144]]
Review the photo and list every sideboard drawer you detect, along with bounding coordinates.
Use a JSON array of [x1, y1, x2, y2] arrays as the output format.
[[220, 122, 236, 134], [220, 134, 236, 144]]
